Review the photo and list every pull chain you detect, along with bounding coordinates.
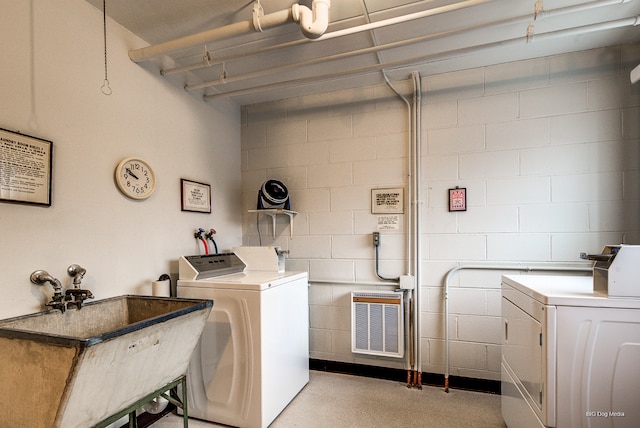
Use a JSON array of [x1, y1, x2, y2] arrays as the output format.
[[101, 0, 112, 95]]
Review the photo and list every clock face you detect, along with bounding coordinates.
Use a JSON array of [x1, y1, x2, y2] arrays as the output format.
[[115, 157, 156, 200]]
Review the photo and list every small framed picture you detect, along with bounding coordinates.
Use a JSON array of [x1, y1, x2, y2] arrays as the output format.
[[449, 187, 466, 212], [371, 187, 404, 214], [181, 179, 211, 213]]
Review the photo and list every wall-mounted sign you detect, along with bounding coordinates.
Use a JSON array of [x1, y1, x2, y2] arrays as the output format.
[[377, 215, 400, 230], [371, 187, 404, 214], [181, 179, 211, 213], [449, 187, 467, 212], [0, 128, 52, 207]]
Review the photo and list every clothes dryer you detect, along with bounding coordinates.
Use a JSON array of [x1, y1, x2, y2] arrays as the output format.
[[501, 274, 640, 428], [177, 253, 309, 428]]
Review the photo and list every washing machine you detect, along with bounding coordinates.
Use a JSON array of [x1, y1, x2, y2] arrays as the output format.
[[177, 248, 309, 428], [501, 273, 640, 428]]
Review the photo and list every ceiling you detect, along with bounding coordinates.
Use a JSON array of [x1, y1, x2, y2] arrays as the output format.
[[84, 0, 640, 105]]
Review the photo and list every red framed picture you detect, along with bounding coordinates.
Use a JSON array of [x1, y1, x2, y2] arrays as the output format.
[[449, 187, 466, 212]]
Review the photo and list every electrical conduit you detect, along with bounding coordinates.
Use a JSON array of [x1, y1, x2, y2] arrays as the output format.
[[442, 264, 592, 392]]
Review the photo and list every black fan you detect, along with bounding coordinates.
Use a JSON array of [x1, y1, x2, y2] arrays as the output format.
[[257, 179, 290, 210]]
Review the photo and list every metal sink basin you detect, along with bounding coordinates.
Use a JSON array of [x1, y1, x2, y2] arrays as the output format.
[[0, 295, 212, 427]]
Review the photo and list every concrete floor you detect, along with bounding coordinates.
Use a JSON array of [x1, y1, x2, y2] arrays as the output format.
[[152, 371, 506, 428]]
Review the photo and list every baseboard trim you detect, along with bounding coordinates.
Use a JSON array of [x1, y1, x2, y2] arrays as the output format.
[[309, 359, 500, 394]]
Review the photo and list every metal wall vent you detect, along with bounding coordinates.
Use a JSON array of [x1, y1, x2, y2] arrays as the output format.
[[351, 291, 404, 358]]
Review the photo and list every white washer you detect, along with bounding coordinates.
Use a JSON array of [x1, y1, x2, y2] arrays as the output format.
[[501, 274, 640, 428], [177, 254, 309, 428]]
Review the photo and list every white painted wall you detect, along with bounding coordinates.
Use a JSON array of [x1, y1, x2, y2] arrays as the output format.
[[0, 0, 242, 317], [241, 43, 640, 380]]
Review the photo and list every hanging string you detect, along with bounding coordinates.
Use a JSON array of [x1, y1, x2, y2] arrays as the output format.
[[101, 0, 112, 95]]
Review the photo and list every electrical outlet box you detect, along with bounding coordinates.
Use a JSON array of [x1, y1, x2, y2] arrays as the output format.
[[399, 274, 415, 290], [372, 232, 380, 247]]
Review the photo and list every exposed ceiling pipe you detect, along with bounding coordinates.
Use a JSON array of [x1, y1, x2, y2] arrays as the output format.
[[166, 0, 499, 78], [193, 0, 496, 69], [129, 8, 290, 63], [133, 0, 492, 64], [203, 15, 640, 100], [166, 0, 630, 81], [184, 0, 631, 91], [129, 1, 331, 63], [292, 0, 331, 39]]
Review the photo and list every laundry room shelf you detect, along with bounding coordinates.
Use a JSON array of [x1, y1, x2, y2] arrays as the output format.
[[249, 209, 297, 238]]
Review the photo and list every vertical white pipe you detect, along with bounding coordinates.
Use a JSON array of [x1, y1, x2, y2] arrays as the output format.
[[412, 71, 423, 386]]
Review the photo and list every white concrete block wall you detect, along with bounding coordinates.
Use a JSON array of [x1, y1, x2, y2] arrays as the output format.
[[241, 44, 640, 380]]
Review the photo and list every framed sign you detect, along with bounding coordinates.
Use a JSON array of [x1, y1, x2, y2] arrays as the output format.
[[0, 128, 52, 207], [449, 187, 467, 212], [371, 187, 404, 214], [181, 179, 211, 213]]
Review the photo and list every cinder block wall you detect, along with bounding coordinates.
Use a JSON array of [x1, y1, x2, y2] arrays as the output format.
[[241, 44, 640, 380]]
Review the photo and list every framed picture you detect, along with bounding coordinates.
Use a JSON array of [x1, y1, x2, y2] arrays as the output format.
[[449, 187, 467, 212], [181, 179, 211, 213], [371, 187, 404, 214], [0, 128, 53, 207]]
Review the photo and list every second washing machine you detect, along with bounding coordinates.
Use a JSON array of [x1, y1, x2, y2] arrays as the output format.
[[177, 249, 309, 428]]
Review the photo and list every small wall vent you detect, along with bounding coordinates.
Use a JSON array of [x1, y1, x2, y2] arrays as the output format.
[[351, 291, 404, 358]]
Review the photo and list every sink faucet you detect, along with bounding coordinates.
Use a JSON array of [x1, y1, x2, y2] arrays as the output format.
[[64, 288, 94, 310], [30, 265, 94, 312], [65, 264, 93, 309], [30, 270, 66, 313], [67, 264, 87, 287]]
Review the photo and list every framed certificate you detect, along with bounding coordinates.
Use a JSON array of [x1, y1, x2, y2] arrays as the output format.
[[0, 128, 53, 207], [181, 179, 211, 213]]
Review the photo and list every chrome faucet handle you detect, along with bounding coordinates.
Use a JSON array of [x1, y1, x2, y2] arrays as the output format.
[[67, 264, 87, 286], [30, 270, 63, 294], [30, 270, 55, 285]]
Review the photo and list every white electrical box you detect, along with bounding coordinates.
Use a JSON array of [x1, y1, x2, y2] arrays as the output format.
[[399, 274, 415, 290]]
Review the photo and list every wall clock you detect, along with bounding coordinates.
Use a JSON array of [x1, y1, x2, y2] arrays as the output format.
[[114, 157, 156, 200]]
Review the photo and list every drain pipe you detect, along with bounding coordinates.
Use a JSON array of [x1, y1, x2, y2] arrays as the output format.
[[292, 0, 331, 39], [129, 1, 331, 63], [442, 264, 592, 392]]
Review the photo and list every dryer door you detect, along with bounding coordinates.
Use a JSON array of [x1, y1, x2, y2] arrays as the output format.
[[502, 295, 545, 423]]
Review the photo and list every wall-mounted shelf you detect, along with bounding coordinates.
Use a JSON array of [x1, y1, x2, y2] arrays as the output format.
[[249, 209, 297, 238]]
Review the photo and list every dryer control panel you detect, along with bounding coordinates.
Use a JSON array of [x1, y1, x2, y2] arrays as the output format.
[[179, 253, 246, 280]]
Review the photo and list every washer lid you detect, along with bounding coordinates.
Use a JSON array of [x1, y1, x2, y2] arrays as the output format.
[[179, 270, 307, 291]]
